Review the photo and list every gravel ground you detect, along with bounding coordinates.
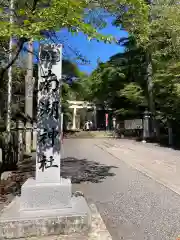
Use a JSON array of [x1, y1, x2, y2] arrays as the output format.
[[62, 139, 180, 240]]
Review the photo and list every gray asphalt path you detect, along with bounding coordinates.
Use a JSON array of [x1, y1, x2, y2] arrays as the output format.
[[62, 139, 180, 240]]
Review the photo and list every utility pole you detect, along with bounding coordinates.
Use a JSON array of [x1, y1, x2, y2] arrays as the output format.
[[6, 0, 14, 142], [25, 39, 34, 153]]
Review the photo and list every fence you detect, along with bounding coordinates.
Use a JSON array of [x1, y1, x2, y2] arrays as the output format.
[[116, 119, 143, 133], [116, 118, 177, 147], [0, 121, 26, 174]]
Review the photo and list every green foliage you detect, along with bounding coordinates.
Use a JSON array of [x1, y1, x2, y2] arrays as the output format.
[[108, 1, 180, 128], [0, 1, 110, 40], [113, 1, 149, 44], [119, 82, 146, 105], [62, 60, 81, 78], [86, 36, 148, 116], [87, 34, 180, 127], [152, 59, 180, 122], [0, 0, 150, 45], [149, 1, 180, 56]]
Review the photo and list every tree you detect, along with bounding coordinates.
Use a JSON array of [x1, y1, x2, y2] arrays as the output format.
[[146, 1, 180, 126], [0, 0, 149, 72], [113, 1, 180, 136], [86, 36, 148, 117], [87, 31, 180, 145]]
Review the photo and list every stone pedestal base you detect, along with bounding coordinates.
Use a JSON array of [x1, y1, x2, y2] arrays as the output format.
[[0, 178, 91, 239], [20, 178, 72, 211]]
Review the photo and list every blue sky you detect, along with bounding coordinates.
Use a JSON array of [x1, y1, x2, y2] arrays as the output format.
[[33, 19, 128, 74]]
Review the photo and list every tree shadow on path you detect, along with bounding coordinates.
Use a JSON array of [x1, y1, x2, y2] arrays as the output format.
[[0, 156, 117, 200], [61, 157, 117, 183]]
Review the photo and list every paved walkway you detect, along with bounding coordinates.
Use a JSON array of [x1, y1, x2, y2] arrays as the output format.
[[98, 139, 180, 196], [1, 139, 180, 239], [62, 139, 180, 240]]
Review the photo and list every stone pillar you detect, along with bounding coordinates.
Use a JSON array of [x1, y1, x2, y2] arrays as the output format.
[[113, 117, 116, 129], [142, 110, 150, 143], [25, 40, 34, 153], [20, 44, 65, 209], [32, 122, 37, 150], [25, 121, 32, 153], [35, 45, 62, 183], [72, 107, 77, 130]]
